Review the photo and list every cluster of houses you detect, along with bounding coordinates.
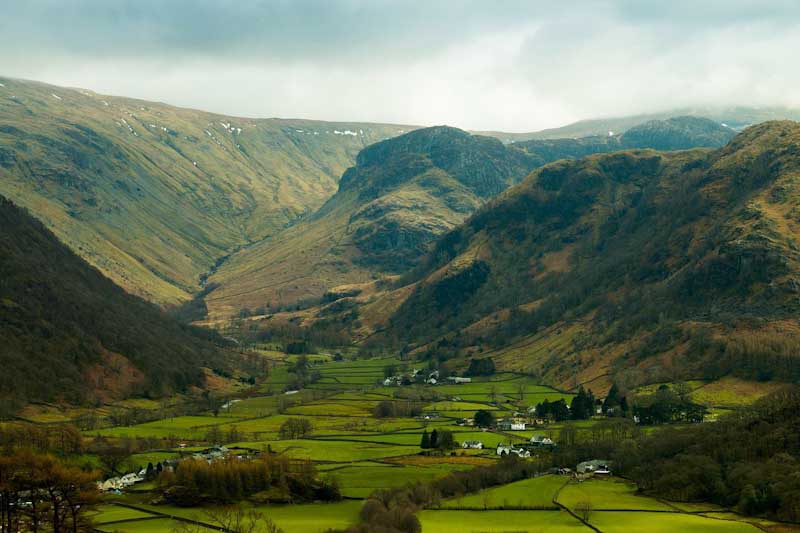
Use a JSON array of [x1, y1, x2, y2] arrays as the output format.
[[192, 444, 230, 462], [461, 440, 484, 449], [497, 417, 527, 431], [97, 471, 146, 493], [530, 434, 555, 448], [457, 411, 547, 432], [382, 369, 473, 387], [494, 434, 557, 458], [496, 443, 531, 458], [383, 368, 430, 386], [97, 445, 234, 493], [97, 458, 178, 493], [576, 459, 612, 476]]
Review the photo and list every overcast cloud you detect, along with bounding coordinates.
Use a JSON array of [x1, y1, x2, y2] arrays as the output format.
[[1, 0, 798, 131]]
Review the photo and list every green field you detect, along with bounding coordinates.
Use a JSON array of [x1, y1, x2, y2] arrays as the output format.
[[130, 501, 362, 533], [315, 432, 428, 445], [440, 474, 566, 509], [418, 509, 590, 532], [92, 505, 155, 524], [89, 415, 242, 440], [286, 401, 375, 416], [325, 462, 470, 498], [557, 478, 675, 511], [587, 511, 760, 532], [95, 517, 213, 532], [80, 357, 780, 532], [237, 438, 418, 462]]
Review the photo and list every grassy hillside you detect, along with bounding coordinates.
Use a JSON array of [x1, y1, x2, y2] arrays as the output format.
[[0, 76, 414, 304], [205, 127, 538, 317], [355, 121, 800, 389], [208, 120, 738, 320], [0, 195, 230, 409]]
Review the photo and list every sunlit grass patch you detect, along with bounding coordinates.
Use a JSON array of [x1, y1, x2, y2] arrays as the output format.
[[588, 511, 760, 533], [439, 474, 566, 509], [91, 504, 155, 524], [557, 478, 674, 511], [417, 509, 588, 532], [690, 377, 786, 408]]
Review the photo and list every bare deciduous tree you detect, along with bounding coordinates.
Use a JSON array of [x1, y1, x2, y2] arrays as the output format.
[[172, 506, 283, 533], [575, 500, 593, 522]]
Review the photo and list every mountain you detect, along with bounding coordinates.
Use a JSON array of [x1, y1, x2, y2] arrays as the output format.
[[349, 121, 800, 391], [0, 76, 415, 305], [204, 126, 538, 318], [206, 118, 738, 320], [0, 195, 232, 410], [516, 116, 735, 165], [478, 106, 800, 143]]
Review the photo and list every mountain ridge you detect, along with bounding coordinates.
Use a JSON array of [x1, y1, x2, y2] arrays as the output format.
[[0, 76, 419, 305], [267, 121, 800, 393], [206, 118, 737, 320], [368, 120, 800, 390], [204, 126, 540, 317]]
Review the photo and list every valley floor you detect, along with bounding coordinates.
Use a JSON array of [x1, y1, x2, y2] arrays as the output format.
[[26, 353, 797, 533]]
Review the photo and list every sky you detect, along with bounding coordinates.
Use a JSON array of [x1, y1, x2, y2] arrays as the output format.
[[1, 0, 799, 132]]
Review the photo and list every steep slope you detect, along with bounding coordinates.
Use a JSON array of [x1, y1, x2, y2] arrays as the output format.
[[368, 121, 800, 389], [0, 196, 229, 409], [516, 116, 735, 166], [0, 76, 414, 304], [205, 127, 537, 317], [207, 118, 739, 319]]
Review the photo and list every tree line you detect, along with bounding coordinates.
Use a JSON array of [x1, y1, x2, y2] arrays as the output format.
[[156, 455, 340, 506], [549, 387, 800, 523], [0, 451, 99, 533], [343, 455, 542, 533]]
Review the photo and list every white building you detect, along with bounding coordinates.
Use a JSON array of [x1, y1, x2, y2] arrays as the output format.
[[496, 444, 531, 458], [530, 435, 555, 447]]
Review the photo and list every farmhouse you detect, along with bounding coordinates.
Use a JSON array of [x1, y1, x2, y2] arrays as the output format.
[[221, 399, 241, 410], [447, 376, 472, 384], [461, 440, 484, 449], [97, 470, 146, 492], [97, 477, 123, 492], [193, 445, 230, 462], [577, 459, 612, 475], [496, 443, 531, 458], [497, 418, 526, 431], [530, 435, 555, 447]]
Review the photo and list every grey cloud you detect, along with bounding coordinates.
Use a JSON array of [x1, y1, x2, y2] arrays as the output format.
[[0, 1, 798, 131]]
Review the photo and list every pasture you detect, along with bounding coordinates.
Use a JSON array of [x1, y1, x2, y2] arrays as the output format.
[[95, 517, 208, 532], [128, 501, 362, 533], [417, 509, 590, 532], [587, 511, 760, 533], [81, 355, 781, 532], [324, 462, 471, 498], [439, 474, 566, 509], [557, 478, 675, 511]]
